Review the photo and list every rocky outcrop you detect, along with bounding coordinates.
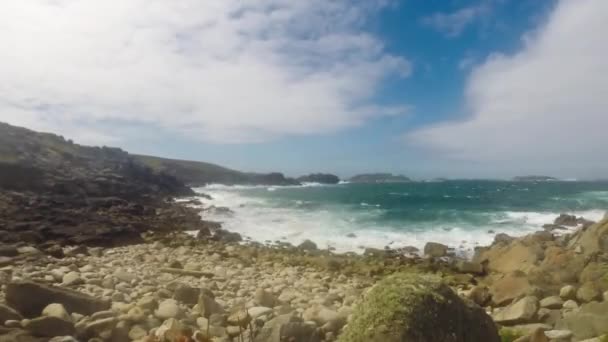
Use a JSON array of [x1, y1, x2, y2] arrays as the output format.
[[338, 273, 499, 342], [297, 173, 340, 184], [348, 173, 411, 183], [6, 281, 110, 317]]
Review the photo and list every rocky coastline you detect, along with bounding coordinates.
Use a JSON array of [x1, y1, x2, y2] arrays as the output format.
[[1, 195, 607, 341], [0, 122, 607, 341]]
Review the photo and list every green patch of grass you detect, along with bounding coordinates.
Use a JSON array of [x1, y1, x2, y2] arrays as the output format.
[[500, 328, 523, 342]]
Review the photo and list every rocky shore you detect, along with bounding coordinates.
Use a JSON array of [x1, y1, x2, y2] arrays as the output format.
[[0, 122, 607, 341], [0, 211, 607, 341]]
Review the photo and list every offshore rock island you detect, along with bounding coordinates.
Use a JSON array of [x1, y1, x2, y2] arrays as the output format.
[[0, 122, 607, 341]]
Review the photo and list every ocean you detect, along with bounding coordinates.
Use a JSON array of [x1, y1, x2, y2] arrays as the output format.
[[190, 181, 608, 255]]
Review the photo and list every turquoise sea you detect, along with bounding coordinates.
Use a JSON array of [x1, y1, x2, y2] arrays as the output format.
[[192, 181, 608, 255]]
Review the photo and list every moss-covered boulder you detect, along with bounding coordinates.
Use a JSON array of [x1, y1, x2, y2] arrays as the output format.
[[338, 273, 499, 342]]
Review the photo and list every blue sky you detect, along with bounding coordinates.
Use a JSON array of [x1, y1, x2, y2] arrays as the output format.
[[1, 0, 607, 179]]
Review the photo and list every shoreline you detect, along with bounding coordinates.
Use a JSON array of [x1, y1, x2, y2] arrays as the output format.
[[182, 186, 606, 259], [1, 213, 607, 341]]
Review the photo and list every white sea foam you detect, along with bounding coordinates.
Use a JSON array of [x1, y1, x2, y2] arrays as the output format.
[[189, 186, 607, 257]]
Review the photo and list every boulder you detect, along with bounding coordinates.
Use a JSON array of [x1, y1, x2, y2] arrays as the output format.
[[467, 285, 491, 306], [255, 288, 277, 308], [423, 242, 448, 257], [576, 282, 601, 303], [298, 240, 318, 251], [555, 301, 608, 340], [568, 218, 608, 256], [475, 241, 542, 275], [173, 284, 200, 305], [338, 273, 499, 342], [197, 294, 224, 318], [0, 303, 23, 322], [41, 303, 71, 321], [154, 299, 181, 319], [539, 296, 563, 309], [492, 296, 539, 325], [6, 281, 110, 317], [560, 285, 577, 300], [454, 260, 485, 275], [489, 272, 533, 306], [254, 314, 320, 342], [23, 316, 75, 337], [554, 214, 578, 227]]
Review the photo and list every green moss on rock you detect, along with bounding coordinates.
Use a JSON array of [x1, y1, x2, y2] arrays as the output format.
[[338, 273, 499, 342]]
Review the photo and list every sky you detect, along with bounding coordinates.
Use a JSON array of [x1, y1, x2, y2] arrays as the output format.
[[0, 0, 606, 179]]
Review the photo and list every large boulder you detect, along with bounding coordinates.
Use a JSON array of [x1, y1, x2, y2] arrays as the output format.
[[488, 272, 533, 306], [492, 296, 539, 325], [5, 281, 110, 317], [555, 301, 608, 340], [254, 314, 320, 342], [338, 273, 499, 342], [568, 218, 608, 256], [474, 241, 542, 275], [423, 242, 448, 258]]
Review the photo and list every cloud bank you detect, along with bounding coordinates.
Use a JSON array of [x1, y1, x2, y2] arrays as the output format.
[[0, 0, 410, 144], [410, 0, 608, 176]]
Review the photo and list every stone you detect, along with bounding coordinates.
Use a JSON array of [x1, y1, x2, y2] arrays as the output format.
[[539, 296, 563, 309], [136, 296, 157, 311], [298, 239, 318, 251], [62, 272, 83, 286], [467, 285, 491, 306], [544, 330, 573, 340], [0, 245, 19, 257], [227, 309, 251, 327], [197, 294, 224, 318], [122, 306, 146, 323], [489, 272, 533, 306], [255, 288, 277, 307], [173, 284, 200, 305], [492, 296, 539, 325], [248, 307, 273, 320], [84, 317, 118, 336], [576, 282, 601, 303], [129, 325, 148, 340], [530, 327, 550, 342], [338, 273, 500, 342], [23, 316, 75, 337], [560, 285, 577, 300], [155, 318, 182, 341], [113, 270, 137, 283], [6, 281, 110, 317], [154, 299, 181, 319], [423, 242, 448, 257], [42, 303, 71, 321], [0, 303, 23, 322], [254, 314, 320, 342], [454, 260, 484, 274], [562, 300, 579, 310], [303, 305, 341, 326], [555, 301, 608, 340]]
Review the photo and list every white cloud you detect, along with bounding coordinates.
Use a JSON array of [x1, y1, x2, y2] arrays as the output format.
[[421, 3, 490, 37], [0, 0, 410, 144], [409, 0, 608, 177]]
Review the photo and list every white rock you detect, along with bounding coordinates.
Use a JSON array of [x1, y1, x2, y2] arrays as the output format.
[[544, 330, 573, 339], [155, 299, 181, 319], [42, 303, 71, 321]]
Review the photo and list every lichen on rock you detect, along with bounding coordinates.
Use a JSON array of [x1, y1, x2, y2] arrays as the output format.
[[338, 272, 499, 342]]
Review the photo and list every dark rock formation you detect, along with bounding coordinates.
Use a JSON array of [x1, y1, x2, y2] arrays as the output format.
[[6, 281, 111, 317], [297, 173, 340, 184]]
